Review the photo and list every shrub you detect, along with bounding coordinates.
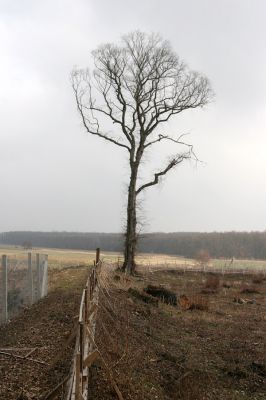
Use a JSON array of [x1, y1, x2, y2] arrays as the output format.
[[144, 285, 177, 305], [179, 294, 209, 311], [195, 249, 211, 266], [205, 275, 220, 290], [252, 274, 265, 284], [222, 282, 231, 289], [128, 288, 159, 305], [241, 286, 260, 294]]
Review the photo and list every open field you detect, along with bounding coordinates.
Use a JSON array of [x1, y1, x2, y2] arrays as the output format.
[[1, 245, 266, 272]]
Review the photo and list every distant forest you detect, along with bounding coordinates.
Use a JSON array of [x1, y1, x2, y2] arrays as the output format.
[[1, 231, 266, 259]]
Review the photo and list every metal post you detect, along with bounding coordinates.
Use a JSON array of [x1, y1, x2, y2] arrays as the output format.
[[43, 255, 48, 296], [2, 255, 8, 322], [28, 252, 34, 305], [36, 253, 41, 300]]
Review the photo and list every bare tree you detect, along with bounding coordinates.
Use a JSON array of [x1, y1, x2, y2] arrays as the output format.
[[195, 249, 211, 267], [71, 31, 212, 274]]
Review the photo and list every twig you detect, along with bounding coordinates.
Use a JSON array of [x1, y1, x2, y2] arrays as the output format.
[[0, 351, 47, 366], [41, 374, 71, 400], [24, 347, 37, 359]]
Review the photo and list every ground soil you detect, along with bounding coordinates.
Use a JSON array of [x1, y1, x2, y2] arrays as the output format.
[[0, 266, 88, 400], [88, 269, 266, 400], [0, 266, 265, 400]]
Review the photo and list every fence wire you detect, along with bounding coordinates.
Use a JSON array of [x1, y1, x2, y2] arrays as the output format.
[[0, 253, 48, 324]]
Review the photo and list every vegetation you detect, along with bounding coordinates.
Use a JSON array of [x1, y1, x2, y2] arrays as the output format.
[[195, 249, 211, 266], [2, 231, 266, 260], [71, 31, 212, 273], [87, 267, 266, 399]]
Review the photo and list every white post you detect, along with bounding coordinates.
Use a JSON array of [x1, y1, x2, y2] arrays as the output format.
[[1, 255, 8, 322], [28, 252, 34, 305], [41, 255, 48, 297], [36, 253, 41, 300]]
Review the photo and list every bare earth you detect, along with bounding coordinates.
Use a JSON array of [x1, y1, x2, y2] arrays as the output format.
[[0, 265, 265, 400], [89, 268, 266, 400], [0, 266, 88, 400]]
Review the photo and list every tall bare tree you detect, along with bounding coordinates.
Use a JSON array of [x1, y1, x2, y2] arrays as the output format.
[[71, 31, 212, 274]]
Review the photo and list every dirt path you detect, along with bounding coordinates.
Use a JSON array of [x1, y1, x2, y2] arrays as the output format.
[[0, 267, 88, 400]]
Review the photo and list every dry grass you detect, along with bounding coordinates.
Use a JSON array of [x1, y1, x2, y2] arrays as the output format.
[[87, 266, 266, 399], [180, 293, 209, 311], [252, 274, 266, 284], [1, 245, 266, 275], [240, 285, 260, 294], [204, 274, 220, 290]]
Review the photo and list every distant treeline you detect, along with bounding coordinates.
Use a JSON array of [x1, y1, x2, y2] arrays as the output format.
[[1, 231, 266, 260]]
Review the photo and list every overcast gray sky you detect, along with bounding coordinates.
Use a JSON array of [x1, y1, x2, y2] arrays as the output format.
[[0, 0, 266, 233]]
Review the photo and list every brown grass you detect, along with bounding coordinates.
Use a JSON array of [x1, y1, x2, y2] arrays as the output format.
[[179, 294, 209, 311], [86, 268, 266, 400], [252, 273, 265, 284], [240, 285, 260, 294], [204, 274, 220, 290]]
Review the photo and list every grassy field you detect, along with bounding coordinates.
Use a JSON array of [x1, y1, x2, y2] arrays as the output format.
[[0, 245, 192, 269], [1, 245, 266, 272]]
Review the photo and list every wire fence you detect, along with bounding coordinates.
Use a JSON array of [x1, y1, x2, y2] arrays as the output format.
[[43, 248, 124, 400], [0, 252, 48, 324]]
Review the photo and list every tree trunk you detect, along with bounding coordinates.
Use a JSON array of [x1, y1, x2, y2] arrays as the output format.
[[122, 166, 138, 274]]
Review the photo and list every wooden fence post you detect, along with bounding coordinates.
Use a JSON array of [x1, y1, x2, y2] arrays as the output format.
[[28, 252, 34, 305], [36, 253, 41, 300], [1, 255, 8, 322], [75, 352, 81, 400], [96, 248, 100, 265], [84, 288, 88, 323], [79, 321, 84, 374]]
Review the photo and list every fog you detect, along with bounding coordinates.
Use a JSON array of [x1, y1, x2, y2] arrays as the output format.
[[1, 0, 266, 233]]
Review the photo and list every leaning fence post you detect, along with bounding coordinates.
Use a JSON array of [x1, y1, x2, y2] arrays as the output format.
[[28, 252, 34, 305], [36, 253, 41, 300], [1, 255, 8, 322], [75, 352, 81, 400]]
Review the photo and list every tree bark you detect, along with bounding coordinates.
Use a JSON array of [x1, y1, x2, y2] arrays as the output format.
[[122, 165, 138, 273]]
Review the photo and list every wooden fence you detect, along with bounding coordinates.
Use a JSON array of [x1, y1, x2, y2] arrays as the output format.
[[66, 248, 100, 400], [43, 248, 123, 400]]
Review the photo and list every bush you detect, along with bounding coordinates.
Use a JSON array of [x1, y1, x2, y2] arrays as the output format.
[[195, 249, 211, 266], [179, 294, 209, 311], [128, 288, 159, 305], [241, 286, 260, 294], [252, 274, 265, 284], [205, 275, 220, 290], [144, 285, 177, 305]]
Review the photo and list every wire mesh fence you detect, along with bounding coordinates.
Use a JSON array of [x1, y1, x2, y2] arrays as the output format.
[[0, 252, 48, 324]]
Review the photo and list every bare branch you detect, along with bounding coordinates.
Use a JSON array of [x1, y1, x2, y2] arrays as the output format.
[[144, 132, 192, 149], [71, 70, 131, 151], [136, 152, 192, 195]]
